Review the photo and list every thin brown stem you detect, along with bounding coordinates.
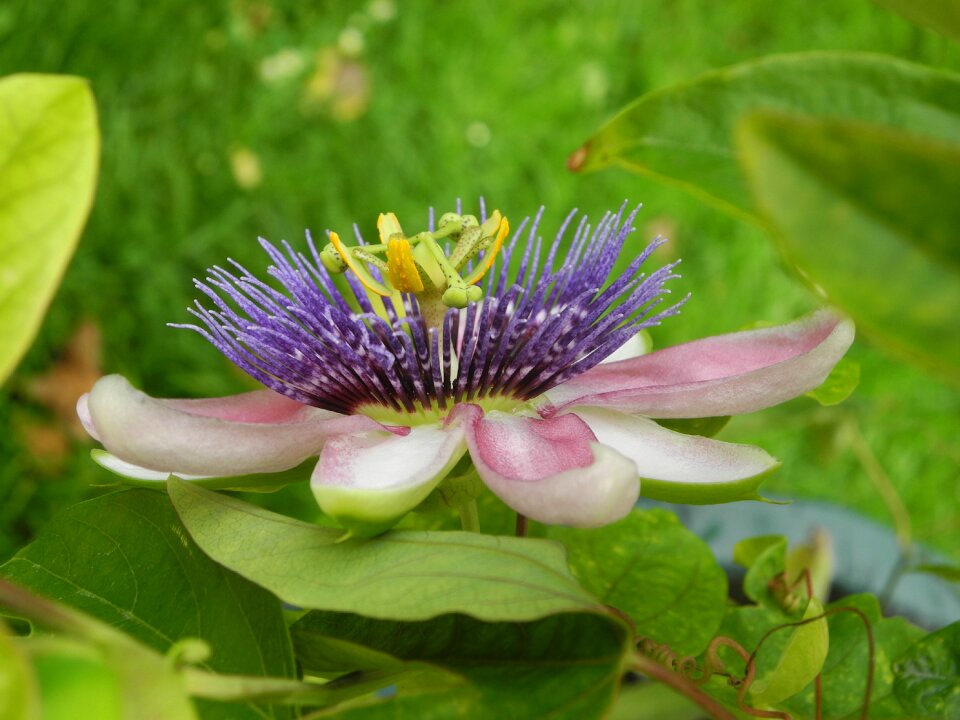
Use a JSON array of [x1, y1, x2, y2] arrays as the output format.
[[631, 653, 737, 720], [515, 513, 528, 537]]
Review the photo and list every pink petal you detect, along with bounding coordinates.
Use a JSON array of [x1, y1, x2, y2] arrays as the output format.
[[455, 405, 639, 527], [85, 374, 391, 476], [311, 423, 467, 536], [574, 406, 779, 504], [544, 310, 854, 418]]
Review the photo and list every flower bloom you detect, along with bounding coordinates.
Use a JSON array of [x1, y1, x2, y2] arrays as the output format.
[[78, 203, 853, 535]]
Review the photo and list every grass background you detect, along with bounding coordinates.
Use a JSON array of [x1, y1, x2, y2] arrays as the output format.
[[0, 1, 957, 568]]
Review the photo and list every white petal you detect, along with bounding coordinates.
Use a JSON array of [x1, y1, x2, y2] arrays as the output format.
[[311, 422, 468, 536], [573, 406, 780, 504]]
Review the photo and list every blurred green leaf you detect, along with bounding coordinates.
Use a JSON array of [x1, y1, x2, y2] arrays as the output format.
[[738, 111, 960, 384], [785, 529, 834, 601], [893, 621, 960, 719], [1, 579, 198, 720], [734, 535, 789, 610], [570, 53, 960, 220], [549, 509, 727, 656], [806, 358, 860, 407], [28, 637, 195, 720], [291, 610, 629, 719], [168, 478, 602, 623], [27, 642, 121, 720], [607, 682, 703, 720], [0, 490, 296, 720], [750, 598, 829, 708], [1, 620, 40, 720], [0, 74, 99, 384], [874, 0, 960, 42]]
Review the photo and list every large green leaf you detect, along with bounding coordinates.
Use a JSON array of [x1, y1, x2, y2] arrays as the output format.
[[874, 0, 960, 42], [0, 74, 99, 384], [893, 621, 960, 719], [167, 478, 602, 623], [0, 490, 296, 720], [549, 509, 727, 657], [291, 610, 629, 719], [569, 52, 960, 220], [738, 111, 960, 383]]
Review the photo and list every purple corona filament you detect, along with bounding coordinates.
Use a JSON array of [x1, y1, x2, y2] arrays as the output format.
[[174, 203, 684, 416]]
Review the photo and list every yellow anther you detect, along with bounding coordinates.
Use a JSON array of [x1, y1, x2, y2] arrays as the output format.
[[329, 231, 392, 297], [465, 215, 509, 285], [386, 237, 425, 293], [378, 212, 403, 245]]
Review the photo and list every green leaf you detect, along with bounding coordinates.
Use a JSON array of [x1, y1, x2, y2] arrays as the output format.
[[26, 639, 122, 720], [893, 621, 960, 719], [607, 682, 703, 720], [739, 111, 960, 384], [750, 598, 829, 708], [29, 637, 196, 720], [873, 0, 960, 42], [0, 74, 99, 384], [806, 358, 860, 407], [167, 478, 602, 623], [703, 593, 924, 719], [1, 620, 40, 720], [290, 610, 630, 719], [782, 594, 925, 720], [569, 52, 960, 221], [549, 509, 727, 656], [0, 489, 296, 720], [1, 579, 198, 720], [734, 535, 789, 610]]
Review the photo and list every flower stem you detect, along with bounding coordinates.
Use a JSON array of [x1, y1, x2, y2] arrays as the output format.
[[515, 513, 528, 537], [459, 499, 480, 532]]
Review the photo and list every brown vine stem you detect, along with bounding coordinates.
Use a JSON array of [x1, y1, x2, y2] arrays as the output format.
[[630, 652, 736, 720], [515, 513, 528, 537]]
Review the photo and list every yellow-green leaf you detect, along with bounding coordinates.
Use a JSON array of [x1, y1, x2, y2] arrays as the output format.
[[750, 598, 829, 708], [569, 53, 960, 222], [738, 111, 960, 384], [0, 74, 99, 384], [874, 0, 960, 42]]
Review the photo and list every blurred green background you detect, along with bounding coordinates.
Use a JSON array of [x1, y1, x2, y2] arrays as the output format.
[[0, 1, 957, 563]]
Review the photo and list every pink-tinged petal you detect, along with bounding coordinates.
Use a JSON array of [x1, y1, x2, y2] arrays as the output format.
[[573, 406, 779, 504], [455, 405, 639, 527], [76, 393, 100, 441], [86, 374, 391, 476], [312, 423, 467, 536], [544, 310, 854, 418]]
